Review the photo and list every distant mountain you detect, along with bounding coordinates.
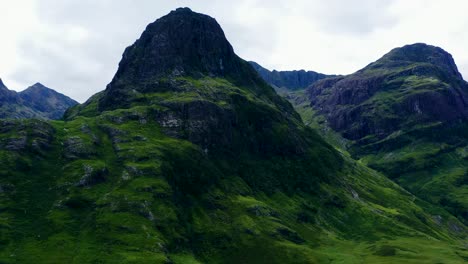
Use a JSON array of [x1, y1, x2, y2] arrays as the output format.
[[19, 83, 78, 119], [0, 80, 77, 119], [293, 43, 468, 225], [249, 61, 334, 91]]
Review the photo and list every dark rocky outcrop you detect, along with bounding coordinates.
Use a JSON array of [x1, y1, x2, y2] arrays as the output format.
[[249, 61, 334, 91], [99, 7, 272, 110], [0, 119, 55, 154]]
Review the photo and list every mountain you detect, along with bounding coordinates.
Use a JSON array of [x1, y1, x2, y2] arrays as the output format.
[[0, 80, 77, 119], [0, 9, 466, 263], [293, 43, 468, 226], [19, 83, 78, 119], [98, 7, 273, 111], [249, 61, 333, 91], [307, 43, 467, 141]]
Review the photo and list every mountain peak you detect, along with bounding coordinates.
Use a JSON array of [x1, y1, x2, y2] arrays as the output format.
[[113, 8, 237, 81], [18, 83, 78, 119], [28, 82, 49, 90], [100, 8, 267, 110], [373, 43, 462, 79]]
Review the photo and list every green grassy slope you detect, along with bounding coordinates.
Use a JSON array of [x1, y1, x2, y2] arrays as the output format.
[[0, 77, 466, 263]]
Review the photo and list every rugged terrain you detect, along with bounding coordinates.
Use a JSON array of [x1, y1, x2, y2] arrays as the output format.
[[0, 8, 466, 263], [0, 80, 77, 119], [290, 43, 468, 228]]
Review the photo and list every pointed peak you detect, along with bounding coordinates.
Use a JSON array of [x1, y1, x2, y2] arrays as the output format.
[[30, 82, 48, 89], [100, 8, 268, 110], [113, 7, 234, 81], [23, 82, 52, 92]]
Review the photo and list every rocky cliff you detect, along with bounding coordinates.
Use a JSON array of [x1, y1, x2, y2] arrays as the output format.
[[307, 43, 468, 142]]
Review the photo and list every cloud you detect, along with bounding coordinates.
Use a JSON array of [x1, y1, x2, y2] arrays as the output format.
[[1, 0, 468, 102], [295, 0, 398, 35]]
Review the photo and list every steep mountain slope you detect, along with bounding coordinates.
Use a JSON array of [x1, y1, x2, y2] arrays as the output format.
[[0, 80, 77, 119], [0, 79, 30, 119], [295, 43, 468, 226], [249, 61, 333, 91], [0, 10, 466, 263]]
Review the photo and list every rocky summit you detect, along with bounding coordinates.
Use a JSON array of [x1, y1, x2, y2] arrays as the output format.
[[100, 7, 268, 110], [307, 43, 468, 141], [0, 8, 466, 264]]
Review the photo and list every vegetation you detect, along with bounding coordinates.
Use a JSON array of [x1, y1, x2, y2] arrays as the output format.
[[0, 76, 466, 263], [285, 44, 468, 261]]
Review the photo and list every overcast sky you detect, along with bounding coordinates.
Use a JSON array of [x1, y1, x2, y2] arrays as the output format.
[[1, 0, 468, 102]]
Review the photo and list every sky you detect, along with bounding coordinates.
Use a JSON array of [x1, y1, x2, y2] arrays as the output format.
[[1, 0, 468, 102]]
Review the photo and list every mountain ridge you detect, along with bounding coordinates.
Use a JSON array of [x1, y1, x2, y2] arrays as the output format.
[[249, 61, 334, 91]]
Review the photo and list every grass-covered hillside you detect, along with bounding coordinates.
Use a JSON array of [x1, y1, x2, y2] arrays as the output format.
[[0, 77, 467, 263]]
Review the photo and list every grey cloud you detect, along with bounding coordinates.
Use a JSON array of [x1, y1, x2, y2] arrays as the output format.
[[7, 0, 468, 102], [301, 0, 398, 35], [12, 0, 249, 102], [13, 1, 187, 102]]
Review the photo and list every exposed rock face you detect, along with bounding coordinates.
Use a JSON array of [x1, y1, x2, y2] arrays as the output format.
[[0, 80, 78, 120], [307, 43, 468, 141], [100, 7, 269, 110], [0, 119, 55, 154], [92, 7, 314, 159], [154, 99, 235, 149], [249, 61, 334, 91]]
